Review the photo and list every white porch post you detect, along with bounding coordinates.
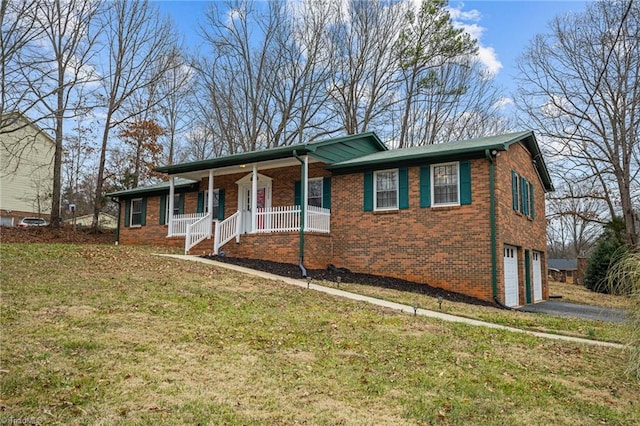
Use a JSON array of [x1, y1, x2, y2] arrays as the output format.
[[168, 176, 175, 236], [251, 164, 258, 233], [207, 170, 214, 236], [303, 155, 309, 231]]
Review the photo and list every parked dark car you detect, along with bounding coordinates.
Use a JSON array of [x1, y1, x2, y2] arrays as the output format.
[[17, 217, 48, 227]]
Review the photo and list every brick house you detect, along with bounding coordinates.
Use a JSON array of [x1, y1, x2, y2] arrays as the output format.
[[108, 131, 553, 307]]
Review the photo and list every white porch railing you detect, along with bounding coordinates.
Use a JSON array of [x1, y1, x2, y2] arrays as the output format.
[[255, 206, 300, 233], [185, 213, 212, 254], [254, 205, 330, 234], [170, 212, 208, 237], [214, 211, 241, 255], [306, 205, 331, 233]]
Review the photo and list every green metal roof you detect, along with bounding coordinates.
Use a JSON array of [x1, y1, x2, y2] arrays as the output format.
[[327, 131, 553, 191], [106, 178, 198, 198], [155, 132, 388, 175]]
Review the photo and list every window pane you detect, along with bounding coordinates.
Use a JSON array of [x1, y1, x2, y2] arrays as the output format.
[[375, 170, 397, 209], [131, 199, 142, 226], [173, 194, 180, 215], [165, 194, 181, 224], [205, 190, 220, 218], [308, 179, 322, 207], [433, 164, 458, 205]]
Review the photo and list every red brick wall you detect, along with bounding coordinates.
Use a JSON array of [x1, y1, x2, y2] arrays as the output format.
[[117, 195, 186, 248], [222, 232, 332, 269], [331, 160, 494, 301], [494, 142, 549, 304]]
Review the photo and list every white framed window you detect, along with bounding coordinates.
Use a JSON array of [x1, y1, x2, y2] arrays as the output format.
[[308, 178, 323, 207], [432, 162, 459, 206], [205, 189, 220, 218], [374, 169, 398, 210], [130, 198, 143, 227]]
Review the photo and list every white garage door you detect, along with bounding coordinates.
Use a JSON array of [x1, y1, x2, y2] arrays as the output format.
[[504, 245, 519, 307], [532, 251, 543, 302]]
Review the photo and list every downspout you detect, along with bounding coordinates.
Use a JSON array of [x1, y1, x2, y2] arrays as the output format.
[[485, 149, 500, 306], [292, 149, 307, 277], [112, 196, 120, 246]]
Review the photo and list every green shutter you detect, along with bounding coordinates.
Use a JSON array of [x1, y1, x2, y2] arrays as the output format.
[[197, 191, 204, 213], [140, 198, 147, 226], [159, 195, 166, 224], [178, 193, 185, 214], [529, 182, 535, 218], [363, 171, 373, 211], [124, 200, 130, 227], [398, 167, 409, 209], [524, 250, 532, 304], [520, 177, 528, 216], [459, 161, 472, 205], [419, 166, 431, 208], [294, 181, 301, 206], [218, 189, 225, 220], [512, 171, 519, 211], [322, 177, 331, 209]]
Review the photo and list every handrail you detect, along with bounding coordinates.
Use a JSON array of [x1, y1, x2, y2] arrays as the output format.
[[170, 212, 208, 237], [184, 213, 212, 254], [214, 211, 241, 254]]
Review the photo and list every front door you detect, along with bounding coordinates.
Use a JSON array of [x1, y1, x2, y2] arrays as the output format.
[[240, 186, 269, 233]]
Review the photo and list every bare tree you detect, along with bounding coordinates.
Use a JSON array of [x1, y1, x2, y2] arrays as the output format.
[[265, 0, 339, 145], [0, 0, 45, 131], [16, 0, 101, 226], [92, 0, 178, 229], [546, 172, 607, 257], [327, 0, 406, 136], [398, 60, 510, 146], [516, 0, 639, 246], [395, 0, 477, 147], [197, 0, 283, 152], [155, 51, 193, 164]]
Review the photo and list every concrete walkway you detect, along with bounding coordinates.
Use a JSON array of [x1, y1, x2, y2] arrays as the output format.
[[158, 254, 625, 349]]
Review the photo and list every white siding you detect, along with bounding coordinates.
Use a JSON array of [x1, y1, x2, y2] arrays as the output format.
[[0, 116, 55, 215]]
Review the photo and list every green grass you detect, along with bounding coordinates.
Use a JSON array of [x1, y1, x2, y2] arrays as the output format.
[[1, 244, 639, 425], [329, 280, 631, 344]]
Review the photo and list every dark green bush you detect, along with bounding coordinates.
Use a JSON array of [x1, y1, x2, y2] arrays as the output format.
[[583, 217, 627, 294]]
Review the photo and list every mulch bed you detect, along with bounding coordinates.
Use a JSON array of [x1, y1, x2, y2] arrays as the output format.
[[204, 255, 497, 307], [0, 226, 116, 244]]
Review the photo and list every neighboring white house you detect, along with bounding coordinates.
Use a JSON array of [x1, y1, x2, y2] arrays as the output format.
[[0, 113, 55, 226], [64, 213, 117, 230]]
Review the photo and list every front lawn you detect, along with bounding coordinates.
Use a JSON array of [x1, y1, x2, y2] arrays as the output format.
[[1, 244, 638, 425]]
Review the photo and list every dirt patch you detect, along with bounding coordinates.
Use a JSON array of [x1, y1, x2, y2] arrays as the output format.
[[205, 255, 496, 308], [0, 225, 116, 244]]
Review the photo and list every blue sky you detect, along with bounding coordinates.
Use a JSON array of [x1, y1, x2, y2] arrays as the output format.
[[156, 0, 587, 95]]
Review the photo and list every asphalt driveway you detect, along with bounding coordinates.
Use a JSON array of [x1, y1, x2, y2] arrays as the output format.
[[518, 300, 627, 323]]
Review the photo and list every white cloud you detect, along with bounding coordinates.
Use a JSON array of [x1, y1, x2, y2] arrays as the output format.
[[447, 6, 481, 22], [494, 97, 514, 110], [447, 3, 502, 77], [476, 46, 502, 76]]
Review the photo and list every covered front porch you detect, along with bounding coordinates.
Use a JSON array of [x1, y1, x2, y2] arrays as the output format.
[[165, 160, 330, 255]]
